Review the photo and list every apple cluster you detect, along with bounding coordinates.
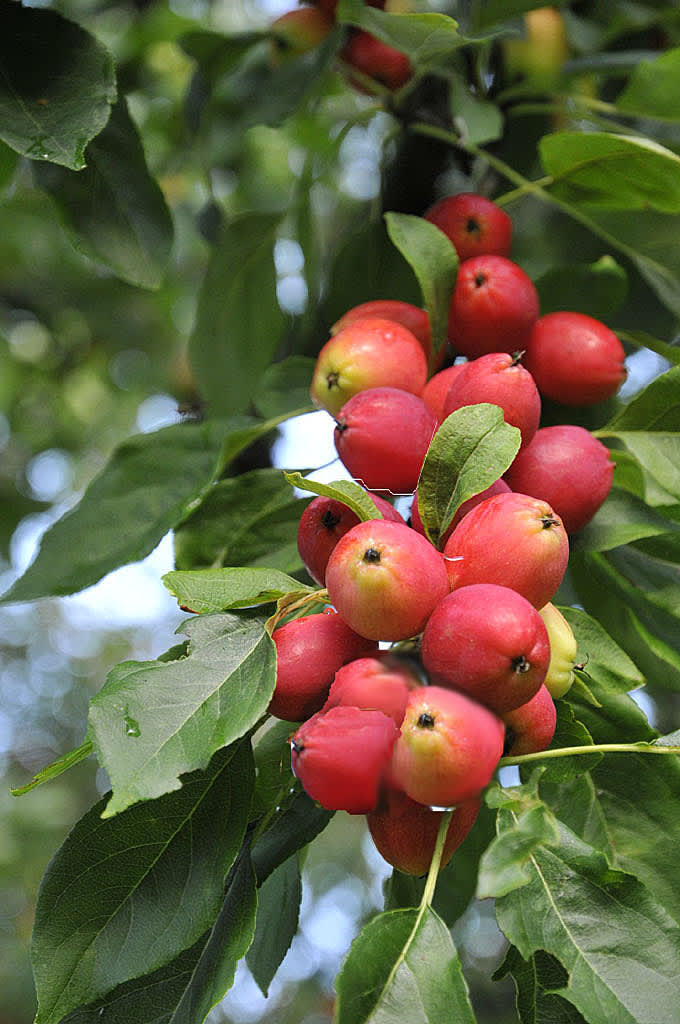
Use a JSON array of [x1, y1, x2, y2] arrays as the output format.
[[269, 190, 621, 875]]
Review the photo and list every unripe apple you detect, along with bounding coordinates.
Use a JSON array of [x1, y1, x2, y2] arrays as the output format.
[[367, 787, 481, 875], [340, 29, 412, 91], [449, 255, 540, 359], [269, 7, 334, 62], [297, 492, 404, 586], [421, 363, 467, 422], [325, 519, 450, 641], [334, 387, 438, 495], [331, 301, 436, 368], [502, 684, 557, 756], [269, 608, 377, 721], [390, 685, 505, 807], [442, 351, 541, 448], [410, 477, 511, 549], [311, 317, 427, 417], [538, 602, 578, 698], [443, 491, 569, 609], [291, 705, 398, 813], [323, 653, 421, 725], [424, 193, 512, 264], [503, 425, 614, 534], [422, 584, 550, 714]]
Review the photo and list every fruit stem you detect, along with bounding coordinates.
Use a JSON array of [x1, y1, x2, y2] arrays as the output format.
[[420, 808, 453, 910], [499, 741, 680, 767], [268, 588, 329, 630]]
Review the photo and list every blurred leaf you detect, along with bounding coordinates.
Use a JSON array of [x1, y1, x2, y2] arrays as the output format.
[[450, 73, 503, 146], [535, 255, 628, 319], [89, 611, 274, 817], [335, 905, 476, 1024], [0, 139, 18, 192], [0, 1, 116, 169], [617, 48, 680, 121], [163, 567, 313, 614], [247, 854, 301, 997], [384, 212, 458, 363], [189, 213, 286, 416], [11, 739, 94, 797], [573, 487, 680, 552], [32, 742, 253, 1024], [417, 404, 521, 548], [283, 471, 384, 521], [475, 0, 567, 29], [337, 2, 469, 68], [36, 97, 173, 289], [253, 357, 316, 419], [477, 803, 560, 899]]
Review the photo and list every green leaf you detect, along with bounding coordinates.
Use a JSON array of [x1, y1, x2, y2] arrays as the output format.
[[607, 366, 680, 430], [35, 97, 173, 289], [283, 472, 385, 521], [1, 416, 271, 604], [337, 2, 468, 69], [497, 947, 588, 1024], [614, 329, 680, 367], [88, 611, 275, 817], [573, 487, 680, 552], [561, 601, 645, 694], [0, 1, 116, 169], [536, 702, 600, 784], [417, 404, 521, 547], [477, 803, 561, 899], [449, 73, 503, 147], [384, 212, 459, 364], [617, 48, 680, 122], [603, 433, 680, 501], [189, 213, 286, 416], [173, 467, 308, 573], [32, 742, 253, 1024], [253, 356, 317, 419], [247, 854, 301, 996], [162, 567, 314, 614], [11, 739, 93, 797], [535, 255, 628, 320], [475, 0, 566, 30], [432, 801, 497, 926], [495, 821, 680, 1024], [335, 905, 476, 1024], [250, 790, 333, 885], [252, 719, 295, 818]]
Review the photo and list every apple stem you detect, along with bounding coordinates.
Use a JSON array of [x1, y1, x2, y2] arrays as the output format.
[[420, 808, 453, 910], [499, 741, 680, 768]]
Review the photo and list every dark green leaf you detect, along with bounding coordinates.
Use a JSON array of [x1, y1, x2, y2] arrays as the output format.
[[337, 2, 468, 68], [251, 720, 295, 818], [283, 471, 385, 521], [163, 567, 313, 614], [432, 801, 497, 926], [535, 255, 627, 319], [253, 357, 316, 419], [617, 48, 680, 122], [0, 1, 116, 169], [189, 213, 286, 416], [251, 790, 333, 885], [247, 854, 301, 996], [335, 905, 476, 1024], [417, 404, 521, 547], [89, 612, 275, 817], [32, 742, 253, 1024], [384, 212, 458, 364], [497, 946, 588, 1024], [35, 97, 173, 289], [573, 487, 680, 552]]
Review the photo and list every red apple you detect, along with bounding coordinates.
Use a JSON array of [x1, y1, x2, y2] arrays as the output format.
[[424, 193, 512, 263], [442, 351, 541, 448], [449, 255, 539, 359], [325, 519, 450, 641], [331, 300, 436, 368], [340, 29, 412, 91], [323, 653, 421, 725], [502, 684, 557, 756], [421, 363, 467, 422], [503, 425, 614, 534]]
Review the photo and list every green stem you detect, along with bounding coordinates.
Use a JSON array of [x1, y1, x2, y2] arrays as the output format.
[[420, 808, 453, 910], [500, 741, 680, 768]]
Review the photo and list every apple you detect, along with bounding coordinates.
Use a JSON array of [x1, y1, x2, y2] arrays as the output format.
[[538, 602, 578, 698], [331, 300, 437, 368], [323, 652, 421, 725], [423, 192, 512, 263], [421, 584, 550, 714], [269, 7, 334, 62], [503, 424, 614, 534], [311, 316, 427, 417], [449, 255, 539, 359], [340, 29, 412, 91], [421, 363, 467, 422], [502, 684, 557, 756], [442, 351, 541, 448], [325, 519, 450, 641]]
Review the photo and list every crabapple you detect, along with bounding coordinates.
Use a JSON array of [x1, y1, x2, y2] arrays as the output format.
[[421, 363, 467, 422], [503, 424, 614, 534], [410, 477, 511, 549], [424, 193, 512, 263], [331, 300, 436, 368], [367, 787, 482, 876], [297, 492, 404, 586], [444, 491, 569, 609], [524, 311, 626, 405], [422, 584, 550, 714], [539, 602, 578, 698], [449, 255, 539, 359], [334, 387, 437, 495], [442, 351, 541, 448], [325, 519, 449, 641], [390, 685, 505, 807], [323, 653, 421, 725], [311, 317, 427, 417], [502, 684, 557, 756], [291, 705, 398, 814], [269, 608, 377, 721], [341, 29, 411, 91]]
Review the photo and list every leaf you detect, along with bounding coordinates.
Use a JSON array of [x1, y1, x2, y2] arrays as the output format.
[[608, 366, 680, 430], [532, 701, 601, 785], [88, 611, 275, 817], [449, 73, 503, 147], [0, 1, 116, 169], [535, 255, 628, 320], [475, 0, 566, 29], [1, 416, 272, 604], [335, 905, 476, 1024], [603, 433, 680, 501], [384, 212, 458, 365], [560, 602, 645, 694], [417, 404, 521, 547], [11, 739, 93, 797], [432, 801, 498, 927], [573, 487, 680, 552], [251, 719, 295, 818], [246, 854, 301, 996], [32, 742, 254, 1024], [35, 97, 173, 289], [163, 567, 314, 614], [250, 790, 333, 885], [616, 48, 680, 122], [477, 803, 561, 899], [337, 2, 469, 69], [173, 467, 308, 573], [495, 820, 680, 1024], [496, 947, 588, 1024], [283, 471, 385, 521], [253, 356, 317, 419], [615, 328, 680, 367], [189, 212, 286, 416]]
